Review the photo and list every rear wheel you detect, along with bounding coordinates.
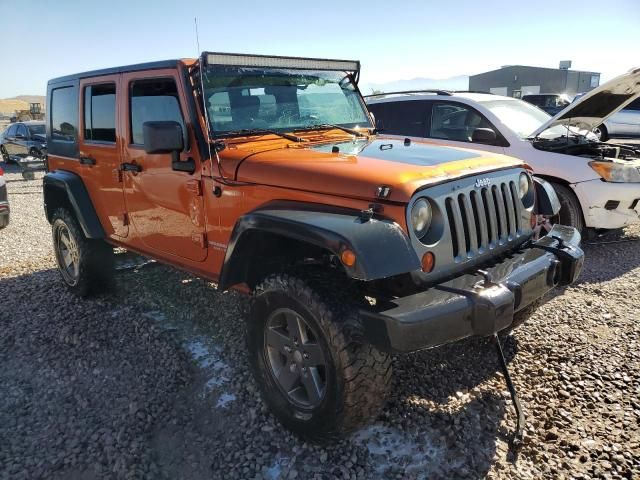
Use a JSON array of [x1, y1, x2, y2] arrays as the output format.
[[247, 272, 392, 442], [51, 208, 114, 297], [1, 146, 9, 163]]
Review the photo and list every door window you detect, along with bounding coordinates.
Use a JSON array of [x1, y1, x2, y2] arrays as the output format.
[[429, 102, 492, 143], [50, 86, 78, 143], [129, 78, 185, 146], [84, 83, 116, 143], [368, 100, 427, 136], [16, 125, 28, 137], [6, 124, 17, 137]]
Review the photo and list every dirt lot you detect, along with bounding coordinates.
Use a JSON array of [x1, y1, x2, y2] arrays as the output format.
[[1, 163, 639, 479]]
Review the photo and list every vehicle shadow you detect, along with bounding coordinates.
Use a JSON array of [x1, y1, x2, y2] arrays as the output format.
[[111, 261, 521, 478], [0, 262, 522, 480]]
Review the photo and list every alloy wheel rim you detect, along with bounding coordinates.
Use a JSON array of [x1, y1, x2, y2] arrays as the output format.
[[592, 127, 602, 140], [264, 307, 327, 408], [55, 224, 80, 285]]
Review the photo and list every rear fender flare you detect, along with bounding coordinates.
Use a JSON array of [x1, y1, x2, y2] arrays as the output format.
[[43, 170, 105, 239]]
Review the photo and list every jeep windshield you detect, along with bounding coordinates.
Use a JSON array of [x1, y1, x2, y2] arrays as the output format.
[[201, 67, 372, 137]]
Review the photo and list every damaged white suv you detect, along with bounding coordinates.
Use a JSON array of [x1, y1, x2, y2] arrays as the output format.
[[366, 68, 640, 238]]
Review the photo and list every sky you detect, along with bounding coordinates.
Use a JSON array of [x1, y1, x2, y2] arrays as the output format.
[[1, 0, 638, 98]]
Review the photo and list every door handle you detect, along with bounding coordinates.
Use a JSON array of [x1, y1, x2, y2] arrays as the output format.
[[80, 156, 96, 165], [121, 162, 142, 173]]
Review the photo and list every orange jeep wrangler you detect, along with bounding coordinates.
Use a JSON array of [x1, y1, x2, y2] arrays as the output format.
[[44, 53, 584, 442]]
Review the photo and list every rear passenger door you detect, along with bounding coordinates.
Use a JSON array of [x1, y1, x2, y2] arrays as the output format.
[[425, 101, 506, 154], [121, 70, 207, 262], [78, 75, 129, 238]]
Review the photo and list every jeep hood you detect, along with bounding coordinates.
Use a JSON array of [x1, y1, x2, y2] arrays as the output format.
[[227, 137, 522, 203], [530, 67, 640, 138]]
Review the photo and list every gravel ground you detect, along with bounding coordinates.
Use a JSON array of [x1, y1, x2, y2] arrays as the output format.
[[1, 162, 639, 479]]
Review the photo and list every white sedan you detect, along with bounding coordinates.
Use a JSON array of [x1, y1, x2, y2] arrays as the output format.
[[366, 69, 640, 238]]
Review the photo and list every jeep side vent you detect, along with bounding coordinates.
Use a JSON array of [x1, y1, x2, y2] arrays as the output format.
[[446, 181, 521, 261]]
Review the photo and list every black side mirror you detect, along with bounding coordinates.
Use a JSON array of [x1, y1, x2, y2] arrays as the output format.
[[472, 128, 497, 145], [143, 121, 183, 154], [142, 121, 195, 174]]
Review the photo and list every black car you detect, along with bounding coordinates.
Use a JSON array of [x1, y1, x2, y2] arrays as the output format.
[[0, 121, 47, 162], [521, 94, 571, 115]]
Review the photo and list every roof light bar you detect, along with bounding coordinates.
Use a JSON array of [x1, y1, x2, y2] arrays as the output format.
[[203, 52, 359, 73]]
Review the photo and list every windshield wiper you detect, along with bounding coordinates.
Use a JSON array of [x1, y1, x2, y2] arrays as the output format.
[[295, 124, 368, 137], [223, 128, 307, 143]]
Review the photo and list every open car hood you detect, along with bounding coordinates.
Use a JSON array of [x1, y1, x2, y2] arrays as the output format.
[[529, 67, 640, 138]]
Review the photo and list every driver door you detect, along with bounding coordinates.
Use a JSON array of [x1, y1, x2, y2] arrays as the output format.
[[121, 71, 207, 262]]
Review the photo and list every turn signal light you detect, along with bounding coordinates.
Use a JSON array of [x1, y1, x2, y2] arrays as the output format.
[[341, 249, 356, 267], [421, 252, 435, 273]]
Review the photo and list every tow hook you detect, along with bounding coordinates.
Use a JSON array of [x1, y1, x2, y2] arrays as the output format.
[[493, 333, 524, 449]]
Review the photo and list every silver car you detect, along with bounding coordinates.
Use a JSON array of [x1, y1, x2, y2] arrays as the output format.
[[573, 94, 640, 141]]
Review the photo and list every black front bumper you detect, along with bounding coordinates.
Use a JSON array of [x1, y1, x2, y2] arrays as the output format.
[[362, 225, 584, 354]]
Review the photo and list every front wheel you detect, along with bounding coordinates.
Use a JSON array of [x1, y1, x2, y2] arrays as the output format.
[[592, 124, 608, 142], [51, 208, 114, 297], [247, 273, 392, 442]]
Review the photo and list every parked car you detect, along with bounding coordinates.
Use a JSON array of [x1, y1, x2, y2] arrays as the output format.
[[0, 121, 47, 162], [366, 69, 640, 237], [573, 94, 640, 141], [522, 93, 571, 115], [43, 52, 583, 442], [0, 166, 9, 229]]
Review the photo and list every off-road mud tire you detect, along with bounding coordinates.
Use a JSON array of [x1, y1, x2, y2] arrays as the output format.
[[51, 207, 114, 297], [247, 272, 392, 442]]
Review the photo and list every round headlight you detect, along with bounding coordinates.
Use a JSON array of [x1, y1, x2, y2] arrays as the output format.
[[411, 198, 432, 239], [518, 172, 531, 199]]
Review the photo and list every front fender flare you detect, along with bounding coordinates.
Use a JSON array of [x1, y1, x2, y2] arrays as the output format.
[[533, 176, 561, 216], [218, 203, 420, 291]]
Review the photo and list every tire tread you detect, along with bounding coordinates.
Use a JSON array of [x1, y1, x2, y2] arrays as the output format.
[[251, 271, 392, 441]]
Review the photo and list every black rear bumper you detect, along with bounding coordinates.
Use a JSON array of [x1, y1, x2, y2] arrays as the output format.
[[361, 225, 584, 353]]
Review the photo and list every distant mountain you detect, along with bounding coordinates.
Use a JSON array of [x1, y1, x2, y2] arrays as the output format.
[[361, 75, 469, 95], [11, 95, 45, 105]]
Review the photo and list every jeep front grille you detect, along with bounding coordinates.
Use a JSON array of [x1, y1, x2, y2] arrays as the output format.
[[444, 181, 522, 260]]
